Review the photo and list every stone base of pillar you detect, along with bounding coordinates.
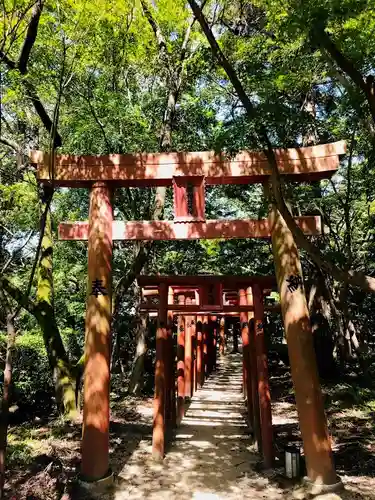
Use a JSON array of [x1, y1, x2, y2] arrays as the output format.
[[301, 476, 343, 496], [152, 450, 164, 462], [79, 469, 114, 495]]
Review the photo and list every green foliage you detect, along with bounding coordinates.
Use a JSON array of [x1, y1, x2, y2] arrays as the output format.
[[1, 0, 375, 416], [0, 332, 53, 410]]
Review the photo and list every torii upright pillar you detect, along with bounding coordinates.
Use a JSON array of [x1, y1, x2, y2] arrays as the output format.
[[247, 289, 261, 450], [165, 287, 175, 428], [239, 289, 253, 430], [203, 316, 209, 380], [81, 182, 113, 481], [152, 283, 168, 460], [185, 297, 193, 400], [219, 317, 225, 355], [177, 295, 186, 423], [196, 316, 204, 387], [269, 205, 338, 486], [253, 284, 273, 468]]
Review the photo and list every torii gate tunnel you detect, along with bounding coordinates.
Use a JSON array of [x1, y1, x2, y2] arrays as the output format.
[[138, 275, 277, 468], [30, 140, 345, 487]]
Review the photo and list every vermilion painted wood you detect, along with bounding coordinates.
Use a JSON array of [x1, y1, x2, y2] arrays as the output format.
[[212, 316, 218, 371], [270, 205, 337, 484], [202, 316, 209, 381], [32, 141, 345, 187], [248, 317, 261, 450], [173, 176, 206, 220], [177, 295, 185, 424], [196, 316, 203, 388], [246, 288, 260, 449], [206, 322, 212, 376], [165, 287, 174, 428], [193, 178, 205, 219], [138, 275, 277, 287], [58, 216, 322, 241], [239, 289, 253, 430], [139, 304, 281, 313], [184, 298, 193, 399], [208, 316, 216, 373], [191, 315, 198, 397], [152, 283, 168, 460], [173, 178, 189, 218], [191, 309, 197, 395], [253, 284, 274, 468], [81, 182, 113, 481], [219, 317, 225, 355]]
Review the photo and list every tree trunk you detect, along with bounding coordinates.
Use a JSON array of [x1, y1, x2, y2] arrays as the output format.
[[36, 207, 77, 418], [308, 277, 336, 378], [128, 313, 148, 394], [0, 314, 17, 499]]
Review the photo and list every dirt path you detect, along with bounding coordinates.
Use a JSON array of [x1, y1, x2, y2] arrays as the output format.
[[7, 353, 374, 499], [113, 354, 286, 500]]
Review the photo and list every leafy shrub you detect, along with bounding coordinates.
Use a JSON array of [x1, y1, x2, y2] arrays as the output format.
[[13, 332, 55, 413], [0, 331, 55, 415]]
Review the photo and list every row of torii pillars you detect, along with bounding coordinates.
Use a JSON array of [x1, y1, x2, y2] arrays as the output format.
[[146, 282, 273, 468]]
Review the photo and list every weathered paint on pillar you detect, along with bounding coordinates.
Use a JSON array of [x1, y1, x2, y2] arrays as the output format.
[[81, 182, 113, 481], [219, 317, 225, 355], [206, 321, 211, 376], [203, 315, 209, 381], [185, 297, 193, 399], [269, 204, 338, 485], [207, 318, 213, 375], [164, 287, 173, 427], [168, 287, 176, 428], [191, 297, 197, 396], [208, 316, 217, 373], [177, 295, 185, 423], [152, 283, 168, 460], [191, 314, 197, 395], [196, 316, 204, 387], [247, 290, 261, 450], [239, 289, 253, 430], [253, 284, 274, 468], [212, 316, 218, 370]]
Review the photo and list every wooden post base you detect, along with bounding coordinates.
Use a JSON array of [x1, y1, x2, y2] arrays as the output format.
[[79, 470, 114, 493]]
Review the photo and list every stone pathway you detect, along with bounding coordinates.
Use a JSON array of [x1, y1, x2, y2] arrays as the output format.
[[112, 354, 286, 500]]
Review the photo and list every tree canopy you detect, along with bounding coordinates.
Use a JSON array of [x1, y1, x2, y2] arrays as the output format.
[[1, 0, 375, 424]]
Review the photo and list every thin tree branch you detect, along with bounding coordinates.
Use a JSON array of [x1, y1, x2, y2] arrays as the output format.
[[0, 276, 38, 316], [0, 0, 62, 148], [0, 51, 15, 68], [179, 15, 195, 65], [23, 81, 62, 148], [18, 0, 44, 74], [329, 180, 346, 211], [0, 137, 21, 152], [188, 0, 375, 293], [312, 28, 375, 124], [140, 0, 169, 70]]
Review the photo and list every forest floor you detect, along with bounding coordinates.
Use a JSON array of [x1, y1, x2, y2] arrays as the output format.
[[5, 353, 375, 500]]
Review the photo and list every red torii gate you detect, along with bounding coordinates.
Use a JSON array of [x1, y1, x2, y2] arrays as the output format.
[[138, 275, 277, 467], [30, 140, 345, 488]]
